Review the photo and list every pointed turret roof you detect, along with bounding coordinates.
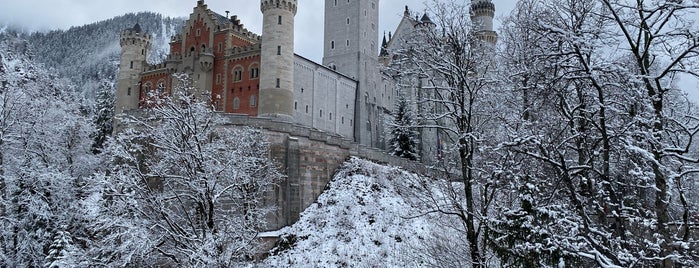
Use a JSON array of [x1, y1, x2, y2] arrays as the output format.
[[380, 32, 389, 57], [131, 23, 142, 33], [420, 13, 433, 24]]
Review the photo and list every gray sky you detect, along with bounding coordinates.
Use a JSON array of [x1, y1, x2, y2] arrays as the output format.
[[1, 0, 695, 102], [0, 0, 517, 62]]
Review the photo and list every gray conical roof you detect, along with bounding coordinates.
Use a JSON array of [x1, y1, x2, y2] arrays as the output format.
[[420, 13, 433, 24], [131, 23, 142, 33]]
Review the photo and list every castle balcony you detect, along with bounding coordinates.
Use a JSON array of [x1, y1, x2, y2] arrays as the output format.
[[199, 48, 215, 72]]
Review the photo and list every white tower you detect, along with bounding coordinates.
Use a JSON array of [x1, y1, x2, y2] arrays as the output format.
[[470, 0, 497, 44], [259, 0, 298, 119], [115, 23, 151, 114], [323, 0, 381, 147]]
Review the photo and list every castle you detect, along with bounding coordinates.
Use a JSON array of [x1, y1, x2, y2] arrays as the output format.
[[115, 0, 496, 165]]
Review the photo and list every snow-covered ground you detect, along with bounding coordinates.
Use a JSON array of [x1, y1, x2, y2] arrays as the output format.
[[264, 157, 467, 267]]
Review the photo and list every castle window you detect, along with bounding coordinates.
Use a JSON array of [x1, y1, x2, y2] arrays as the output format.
[[277, 46, 281, 55], [278, 16, 282, 25], [130, 61, 134, 69], [233, 97, 240, 110], [196, 29, 201, 36], [295, 101, 298, 110], [305, 105, 309, 113], [334, 0, 337, 6], [141, 49, 145, 55], [347, 18, 350, 25], [350, 119, 353, 126], [218, 43, 222, 53], [371, 23, 375, 30], [320, 110, 323, 118], [372, 2, 375, 9], [250, 95, 257, 107], [201, 44, 206, 52], [365, 10, 367, 16], [249, 64, 259, 79], [331, 41, 335, 49], [216, 74, 221, 85], [329, 113, 333, 120], [342, 116, 345, 124], [233, 66, 243, 82], [346, 40, 350, 47], [127, 87, 132, 96], [276, 78, 280, 88]]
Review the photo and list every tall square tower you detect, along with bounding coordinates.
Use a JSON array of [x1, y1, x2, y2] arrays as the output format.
[[323, 0, 382, 147]]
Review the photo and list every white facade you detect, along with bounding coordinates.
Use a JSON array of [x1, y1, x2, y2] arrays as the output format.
[[293, 55, 356, 138]]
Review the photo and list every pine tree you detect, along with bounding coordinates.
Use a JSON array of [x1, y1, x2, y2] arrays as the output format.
[[44, 229, 74, 268], [388, 93, 419, 161], [92, 80, 114, 153]]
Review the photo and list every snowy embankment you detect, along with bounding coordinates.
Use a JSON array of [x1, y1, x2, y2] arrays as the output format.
[[264, 157, 458, 267]]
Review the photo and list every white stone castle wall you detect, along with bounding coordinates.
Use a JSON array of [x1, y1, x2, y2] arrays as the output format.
[[293, 55, 356, 138]]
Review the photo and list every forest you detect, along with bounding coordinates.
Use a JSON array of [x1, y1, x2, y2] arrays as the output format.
[[1, 0, 698, 267]]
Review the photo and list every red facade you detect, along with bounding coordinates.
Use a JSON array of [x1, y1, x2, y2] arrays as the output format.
[[139, 7, 261, 116]]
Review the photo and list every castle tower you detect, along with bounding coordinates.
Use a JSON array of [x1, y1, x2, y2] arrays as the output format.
[[115, 23, 151, 114], [259, 0, 297, 119], [470, 0, 497, 44], [323, 0, 381, 147]]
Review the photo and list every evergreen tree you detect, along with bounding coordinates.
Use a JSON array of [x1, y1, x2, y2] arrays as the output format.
[[388, 93, 419, 161], [92, 80, 114, 153], [44, 228, 75, 268]]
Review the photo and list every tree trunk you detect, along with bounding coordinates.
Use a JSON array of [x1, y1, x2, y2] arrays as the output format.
[[460, 137, 481, 267]]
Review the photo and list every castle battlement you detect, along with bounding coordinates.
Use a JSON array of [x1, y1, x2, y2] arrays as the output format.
[[261, 0, 297, 15], [470, 1, 495, 18], [229, 43, 262, 56]]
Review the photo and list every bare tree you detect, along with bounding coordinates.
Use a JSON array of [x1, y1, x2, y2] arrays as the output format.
[[102, 75, 282, 266], [389, 1, 504, 266], [493, 0, 699, 266]]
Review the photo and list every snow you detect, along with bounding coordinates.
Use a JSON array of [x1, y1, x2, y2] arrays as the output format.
[[264, 157, 453, 267]]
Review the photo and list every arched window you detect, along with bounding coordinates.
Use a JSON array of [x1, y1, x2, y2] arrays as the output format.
[[156, 80, 165, 94], [232, 66, 243, 82], [143, 83, 153, 96], [249, 63, 260, 79], [250, 95, 257, 107], [233, 98, 240, 110], [331, 41, 335, 49]]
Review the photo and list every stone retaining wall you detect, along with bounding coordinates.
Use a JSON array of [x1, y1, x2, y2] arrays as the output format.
[[219, 114, 449, 230]]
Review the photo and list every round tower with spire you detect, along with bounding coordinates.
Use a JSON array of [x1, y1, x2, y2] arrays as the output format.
[[470, 0, 497, 44], [259, 0, 298, 119], [115, 23, 151, 114]]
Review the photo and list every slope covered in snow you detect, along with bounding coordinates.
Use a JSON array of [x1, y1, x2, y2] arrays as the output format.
[[264, 157, 468, 267]]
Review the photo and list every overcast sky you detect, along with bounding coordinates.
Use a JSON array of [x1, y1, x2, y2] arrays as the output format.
[[0, 0, 517, 62], [1, 0, 696, 101]]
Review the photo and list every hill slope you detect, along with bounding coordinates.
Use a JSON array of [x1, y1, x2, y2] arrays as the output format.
[[264, 158, 471, 267], [25, 12, 184, 99]]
